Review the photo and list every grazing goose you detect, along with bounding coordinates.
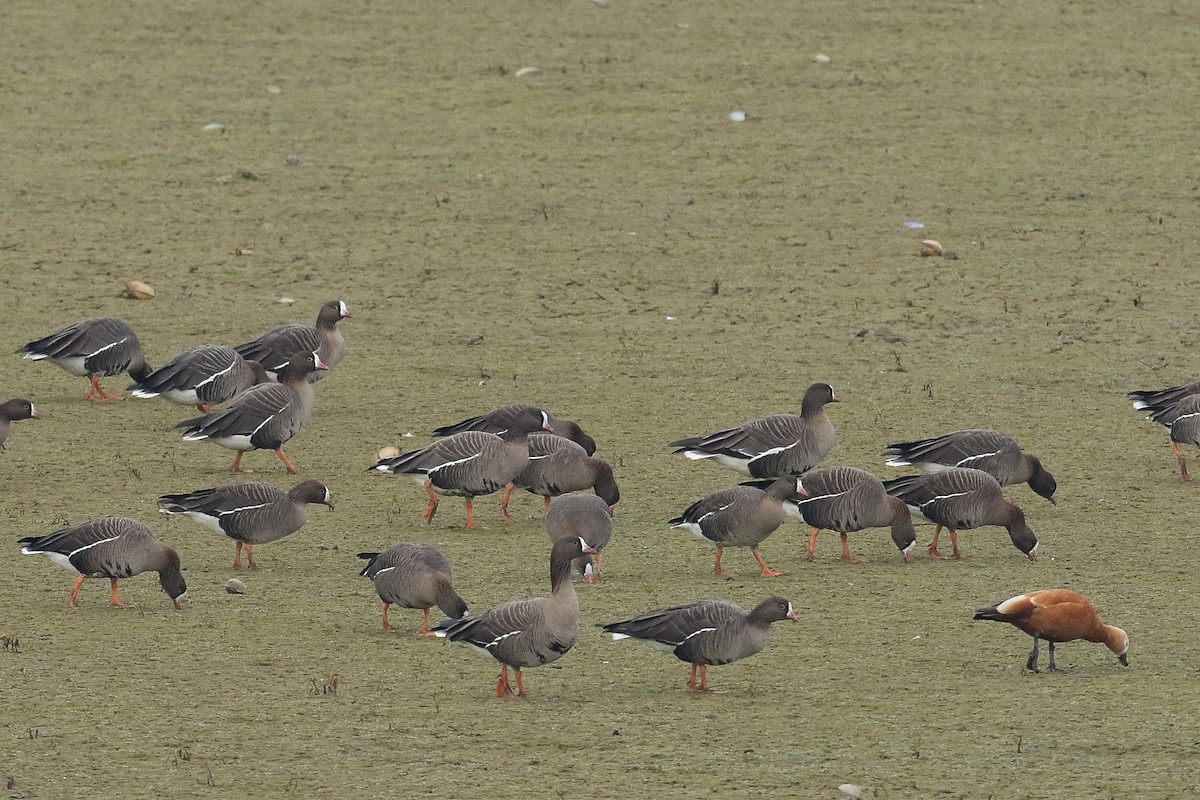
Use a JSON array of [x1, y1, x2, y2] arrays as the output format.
[[500, 433, 619, 520], [883, 429, 1057, 504], [18, 317, 152, 402], [669, 382, 839, 478], [235, 299, 350, 382], [433, 536, 598, 698], [0, 398, 39, 450], [973, 589, 1129, 672], [175, 350, 326, 474], [602, 596, 796, 692], [130, 345, 270, 412], [671, 477, 800, 578], [357, 543, 468, 635], [371, 406, 553, 528], [434, 403, 597, 455], [883, 468, 1038, 560], [794, 466, 917, 563], [157, 479, 333, 570], [544, 493, 614, 584], [18, 517, 187, 608]]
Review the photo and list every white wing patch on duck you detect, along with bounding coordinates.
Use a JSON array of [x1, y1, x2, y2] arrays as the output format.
[[193, 361, 236, 389], [956, 450, 1000, 467], [218, 502, 270, 516]]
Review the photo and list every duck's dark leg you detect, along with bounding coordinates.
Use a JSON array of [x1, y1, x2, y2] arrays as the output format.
[[1046, 641, 1061, 672], [1026, 633, 1041, 672]]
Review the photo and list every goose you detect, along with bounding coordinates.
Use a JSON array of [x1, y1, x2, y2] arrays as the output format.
[[130, 345, 270, 412], [175, 350, 326, 474], [883, 468, 1038, 560], [602, 596, 796, 692], [18, 517, 186, 608], [433, 536, 598, 698], [883, 429, 1057, 504], [544, 493, 613, 584], [1129, 379, 1200, 418], [18, 317, 152, 402], [500, 433, 619, 520], [0, 398, 39, 450], [1127, 390, 1200, 481], [973, 589, 1128, 672], [234, 299, 350, 382], [371, 407, 552, 528], [433, 403, 597, 455], [669, 382, 839, 478], [157, 479, 333, 570], [670, 477, 800, 578], [794, 466, 916, 563], [357, 543, 468, 635]]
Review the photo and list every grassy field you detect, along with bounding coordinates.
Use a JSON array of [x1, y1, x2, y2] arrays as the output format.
[[3, 1, 1200, 798]]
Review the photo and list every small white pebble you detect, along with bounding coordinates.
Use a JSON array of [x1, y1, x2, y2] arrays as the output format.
[[266, 85, 282, 95], [665, 316, 677, 321], [285, 154, 302, 166], [224, 578, 246, 594], [812, 53, 831, 65], [203, 123, 225, 132], [837, 784, 863, 799], [402, 431, 415, 438], [728, 110, 746, 122], [277, 297, 295, 305], [514, 66, 541, 78]]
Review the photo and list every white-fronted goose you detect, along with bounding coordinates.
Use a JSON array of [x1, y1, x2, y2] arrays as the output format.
[[602, 596, 796, 692], [669, 382, 839, 478], [130, 345, 270, 413], [157, 479, 333, 570], [670, 477, 800, 578], [18, 317, 152, 402], [1128, 389, 1200, 481], [795, 466, 916, 563], [371, 407, 553, 528], [18, 516, 187, 608], [500, 433, 619, 520], [883, 468, 1038, 560], [884, 429, 1057, 504], [973, 589, 1129, 672], [357, 543, 468, 635], [1129, 379, 1200, 419], [544, 493, 613, 584], [433, 536, 598, 698], [235, 300, 350, 382], [175, 350, 326, 474], [433, 403, 597, 455], [0, 398, 39, 450]]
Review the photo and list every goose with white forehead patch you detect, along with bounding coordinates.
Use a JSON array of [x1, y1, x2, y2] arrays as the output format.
[[175, 350, 326, 474], [235, 299, 350, 382], [371, 406, 553, 529], [669, 382, 839, 478], [18, 317, 152, 402], [883, 468, 1038, 561], [794, 466, 916, 563], [157, 479, 333, 570], [19, 517, 187, 609], [433, 536, 597, 698], [0, 398, 39, 450], [602, 596, 797, 692]]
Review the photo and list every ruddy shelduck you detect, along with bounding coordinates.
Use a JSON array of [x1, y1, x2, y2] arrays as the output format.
[[973, 589, 1128, 672]]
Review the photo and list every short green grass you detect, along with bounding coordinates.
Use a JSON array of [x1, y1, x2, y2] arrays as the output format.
[[3, 1, 1200, 798]]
